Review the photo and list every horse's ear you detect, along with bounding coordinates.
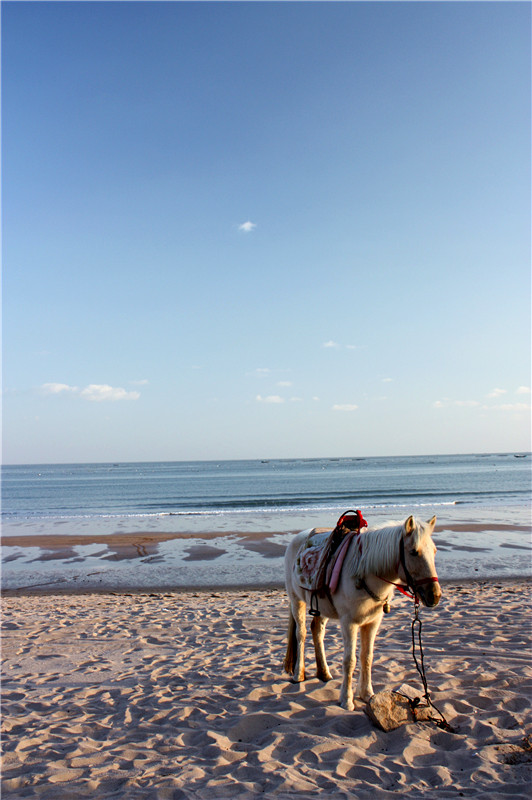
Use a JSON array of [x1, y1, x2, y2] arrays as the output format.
[[405, 515, 415, 536], [427, 515, 437, 530]]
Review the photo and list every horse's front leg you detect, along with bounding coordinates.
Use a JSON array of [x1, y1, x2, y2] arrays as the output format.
[[356, 616, 382, 701], [339, 619, 359, 710], [311, 615, 333, 681]]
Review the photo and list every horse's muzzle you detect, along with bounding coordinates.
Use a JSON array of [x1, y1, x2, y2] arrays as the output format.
[[419, 581, 442, 608]]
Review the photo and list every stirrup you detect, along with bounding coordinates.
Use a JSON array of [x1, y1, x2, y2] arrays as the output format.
[[309, 591, 320, 616]]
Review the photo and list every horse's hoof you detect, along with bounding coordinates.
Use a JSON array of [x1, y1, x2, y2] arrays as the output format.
[[341, 701, 355, 711], [317, 672, 333, 682], [340, 698, 355, 711]]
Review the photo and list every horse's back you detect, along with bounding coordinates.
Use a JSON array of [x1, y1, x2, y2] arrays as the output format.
[[284, 527, 332, 596], [285, 529, 310, 565], [285, 527, 330, 560]]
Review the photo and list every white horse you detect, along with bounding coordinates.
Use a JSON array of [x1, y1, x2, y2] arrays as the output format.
[[284, 515, 441, 710]]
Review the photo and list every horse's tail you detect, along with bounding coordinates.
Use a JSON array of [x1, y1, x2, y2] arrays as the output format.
[[283, 609, 297, 676]]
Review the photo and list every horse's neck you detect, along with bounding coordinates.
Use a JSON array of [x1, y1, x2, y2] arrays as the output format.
[[353, 525, 402, 580]]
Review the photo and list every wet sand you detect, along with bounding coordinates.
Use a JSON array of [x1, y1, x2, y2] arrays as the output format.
[[2, 519, 531, 594]]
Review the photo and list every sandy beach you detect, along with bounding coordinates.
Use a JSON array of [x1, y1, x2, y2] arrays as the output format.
[[2, 579, 531, 799]]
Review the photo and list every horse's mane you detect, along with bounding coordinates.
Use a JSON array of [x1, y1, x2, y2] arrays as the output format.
[[348, 521, 406, 580]]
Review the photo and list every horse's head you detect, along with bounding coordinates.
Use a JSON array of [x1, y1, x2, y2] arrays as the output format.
[[400, 515, 442, 607]]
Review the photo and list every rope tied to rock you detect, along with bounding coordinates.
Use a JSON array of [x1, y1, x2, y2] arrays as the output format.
[[411, 600, 456, 733]]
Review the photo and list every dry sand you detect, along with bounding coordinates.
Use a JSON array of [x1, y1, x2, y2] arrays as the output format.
[[1, 580, 531, 799]]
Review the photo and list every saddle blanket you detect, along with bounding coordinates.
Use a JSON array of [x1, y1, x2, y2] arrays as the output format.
[[295, 528, 358, 594]]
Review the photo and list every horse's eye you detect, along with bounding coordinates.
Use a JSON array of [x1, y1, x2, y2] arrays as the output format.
[[410, 549, 419, 557]]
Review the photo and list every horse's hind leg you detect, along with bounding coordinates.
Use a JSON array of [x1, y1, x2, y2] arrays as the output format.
[[283, 609, 297, 676], [288, 598, 307, 682], [311, 615, 333, 682], [356, 617, 382, 701]]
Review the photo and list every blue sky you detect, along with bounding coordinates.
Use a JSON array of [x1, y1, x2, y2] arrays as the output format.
[[2, 1, 530, 464]]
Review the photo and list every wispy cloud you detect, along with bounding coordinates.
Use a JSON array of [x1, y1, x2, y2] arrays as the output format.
[[323, 341, 361, 351], [247, 367, 271, 378], [130, 379, 149, 386], [487, 388, 507, 398], [488, 402, 531, 412], [256, 394, 284, 404], [40, 382, 140, 402], [516, 386, 531, 395], [434, 399, 481, 408], [332, 403, 358, 412], [238, 221, 257, 233], [277, 381, 293, 387], [41, 383, 79, 395], [80, 385, 140, 402]]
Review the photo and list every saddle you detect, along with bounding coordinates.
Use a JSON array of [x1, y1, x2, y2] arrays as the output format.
[[295, 510, 368, 615]]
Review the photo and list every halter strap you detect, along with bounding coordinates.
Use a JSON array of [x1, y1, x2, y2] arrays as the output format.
[[398, 537, 439, 598], [368, 537, 439, 602]]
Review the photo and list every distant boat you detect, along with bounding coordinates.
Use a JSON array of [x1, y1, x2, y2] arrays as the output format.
[[514, 454, 528, 458]]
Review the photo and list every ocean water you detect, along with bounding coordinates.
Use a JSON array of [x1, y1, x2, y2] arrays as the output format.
[[3, 453, 531, 526], [2, 454, 531, 588]]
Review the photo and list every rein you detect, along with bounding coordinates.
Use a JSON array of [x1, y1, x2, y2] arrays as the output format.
[[410, 600, 456, 733]]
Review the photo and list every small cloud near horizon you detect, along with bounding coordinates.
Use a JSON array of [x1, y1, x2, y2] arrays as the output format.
[[332, 403, 358, 412], [487, 388, 507, 398], [516, 386, 531, 395], [434, 396, 530, 413], [434, 399, 481, 408], [323, 340, 340, 348], [238, 221, 257, 233]]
